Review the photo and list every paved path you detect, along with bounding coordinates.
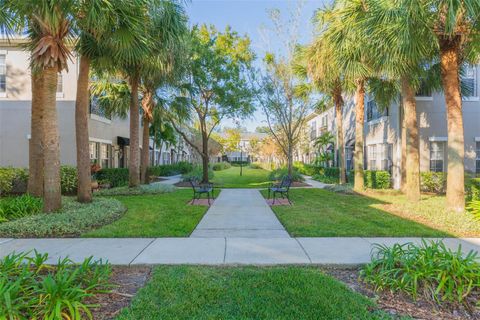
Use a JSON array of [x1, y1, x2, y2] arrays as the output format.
[[157, 174, 182, 185], [1, 237, 479, 265], [302, 175, 329, 189], [190, 189, 290, 238]]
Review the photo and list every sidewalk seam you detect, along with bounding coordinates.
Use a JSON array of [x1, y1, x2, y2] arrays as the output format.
[[223, 237, 227, 263], [294, 238, 312, 263], [128, 238, 156, 266]]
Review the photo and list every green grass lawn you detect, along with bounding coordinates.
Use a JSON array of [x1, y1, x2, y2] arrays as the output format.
[[83, 190, 208, 237], [211, 166, 271, 188], [263, 188, 480, 237], [115, 266, 398, 320]]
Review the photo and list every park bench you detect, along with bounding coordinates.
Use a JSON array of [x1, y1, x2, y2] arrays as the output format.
[[268, 176, 293, 205], [189, 179, 215, 205]]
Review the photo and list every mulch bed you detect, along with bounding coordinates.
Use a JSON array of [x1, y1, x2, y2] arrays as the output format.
[[89, 266, 152, 320], [323, 267, 480, 320], [188, 199, 214, 206], [266, 198, 292, 206]]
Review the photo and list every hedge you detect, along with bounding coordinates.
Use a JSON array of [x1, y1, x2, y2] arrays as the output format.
[[95, 168, 129, 188], [181, 165, 214, 182], [211, 162, 231, 171], [267, 167, 304, 182], [148, 161, 193, 177], [0, 167, 28, 195], [420, 172, 446, 193], [467, 177, 480, 201], [364, 170, 391, 189]]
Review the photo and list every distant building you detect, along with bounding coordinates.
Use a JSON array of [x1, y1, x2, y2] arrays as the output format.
[[224, 132, 268, 162]]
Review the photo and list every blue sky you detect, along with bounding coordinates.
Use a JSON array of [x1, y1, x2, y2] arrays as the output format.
[[185, 0, 328, 131]]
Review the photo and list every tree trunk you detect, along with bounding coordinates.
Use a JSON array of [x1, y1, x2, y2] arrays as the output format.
[[440, 38, 465, 212], [401, 77, 421, 202], [141, 116, 150, 184], [28, 71, 44, 197], [400, 101, 407, 193], [353, 79, 365, 191], [334, 88, 346, 184], [201, 126, 209, 183], [287, 143, 293, 178], [75, 55, 92, 203], [129, 73, 140, 187], [42, 66, 62, 212]]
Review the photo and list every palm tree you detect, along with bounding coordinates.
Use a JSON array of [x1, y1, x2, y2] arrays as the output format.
[[317, 1, 375, 191], [73, 0, 146, 202]]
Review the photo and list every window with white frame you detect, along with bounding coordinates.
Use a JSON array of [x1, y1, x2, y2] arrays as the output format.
[[366, 99, 388, 122], [89, 142, 99, 162], [56, 73, 63, 93], [368, 145, 377, 170], [310, 121, 316, 140], [100, 144, 111, 168], [430, 141, 445, 172], [379, 143, 393, 172], [416, 79, 432, 97], [321, 115, 328, 128], [461, 65, 477, 97], [476, 141, 480, 174], [0, 54, 6, 94], [345, 146, 354, 171]]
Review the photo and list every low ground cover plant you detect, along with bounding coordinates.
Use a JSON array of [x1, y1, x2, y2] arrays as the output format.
[[148, 161, 193, 177], [95, 168, 129, 188], [95, 182, 175, 196], [0, 197, 125, 237], [0, 194, 42, 222], [0, 251, 111, 320], [211, 161, 231, 171], [361, 240, 480, 307]]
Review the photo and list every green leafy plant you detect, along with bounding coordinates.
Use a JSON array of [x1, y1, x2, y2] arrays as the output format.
[[182, 165, 214, 182], [0, 167, 28, 195], [96, 168, 129, 187], [364, 170, 391, 189], [0, 251, 111, 320], [466, 200, 480, 220], [420, 172, 446, 193], [61, 166, 79, 194], [95, 183, 175, 196], [467, 178, 480, 201], [268, 167, 304, 182], [211, 162, 232, 171], [0, 194, 42, 222], [148, 161, 193, 177], [361, 240, 480, 306]]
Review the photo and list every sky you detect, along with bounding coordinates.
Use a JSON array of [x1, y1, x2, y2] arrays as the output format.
[[185, 0, 328, 132]]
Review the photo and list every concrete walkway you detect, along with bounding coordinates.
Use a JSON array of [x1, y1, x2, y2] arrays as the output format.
[[157, 174, 182, 185], [302, 175, 329, 189], [1, 237, 479, 265], [190, 189, 290, 238]]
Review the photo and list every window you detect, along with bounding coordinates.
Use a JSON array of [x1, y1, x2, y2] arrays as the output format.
[[430, 141, 445, 172], [89, 142, 99, 162], [416, 79, 432, 97], [368, 145, 377, 170], [90, 95, 111, 119], [321, 115, 328, 128], [56, 74, 63, 93], [379, 143, 393, 172], [310, 121, 316, 140], [0, 54, 5, 94], [345, 146, 354, 171], [476, 142, 480, 174], [461, 65, 477, 97], [100, 144, 111, 168], [366, 100, 388, 122]]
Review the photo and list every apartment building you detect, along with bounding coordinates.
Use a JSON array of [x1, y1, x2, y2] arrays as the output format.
[[0, 39, 193, 169], [303, 65, 480, 189], [225, 132, 268, 162]]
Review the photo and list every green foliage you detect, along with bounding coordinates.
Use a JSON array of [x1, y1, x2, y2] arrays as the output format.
[[0, 197, 125, 238], [148, 161, 193, 177], [365, 170, 391, 189], [211, 162, 231, 171], [182, 165, 214, 182], [0, 195, 42, 223], [96, 168, 129, 188], [293, 162, 318, 176], [466, 201, 480, 220], [60, 166, 78, 194], [420, 172, 446, 193], [311, 167, 340, 184], [0, 251, 111, 320], [467, 178, 480, 201], [268, 168, 304, 182], [248, 162, 263, 169], [0, 167, 28, 195], [95, 183, 175, 196], [361, 240, 480, 306], [229, 161, 249, 166]]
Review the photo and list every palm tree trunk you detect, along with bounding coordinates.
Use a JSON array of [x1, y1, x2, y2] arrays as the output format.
[[440, 38, 465, 212], [75, 55, 92, 202], [141, 116, 150, 184], [28, 71, 44, 197], [129, 73, 140, 187], [400, 101, 407, 193], [42, 66, 62, 212], [333, 87, 346, 184], [401, 77, 420, 202], [353, 79, 365, 191]]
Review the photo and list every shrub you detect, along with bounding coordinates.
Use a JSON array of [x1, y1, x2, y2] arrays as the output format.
[[361, 240, 480, 306], [248, 162, 262, 169], [364, 170, 391, 189], [211, 161, 231, 171], [293, 162, 318, 176], [466, 200, 480, 220], [0, 197, 125, 237], [0, 251, 111, 320], [148, 161, 194, 177], [420, 172, 446, 193], [229, 161, 249, 166], [95, 182, 175, 196], [312, 174, 338, 184], [0, 194, 42, 223], [268, 167, 304, 182], [96, 168, 129, 187], [467, 178, 480, 201], [347, 170, 355, 184], [182, 165, 214, 182], [60, 166, 78, 194], [0, 167, 28, 195]]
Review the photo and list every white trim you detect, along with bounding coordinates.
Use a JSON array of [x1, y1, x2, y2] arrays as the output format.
[[56, 92, 64, 98], [367, 116, 388, 126], [429, 136, 447, 142], [415, 96, 433, 101], [89, 137, 112, 144], [462, 96, 480, 101], [90, 113, 112, 124], [0, 92, 6, 98]]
